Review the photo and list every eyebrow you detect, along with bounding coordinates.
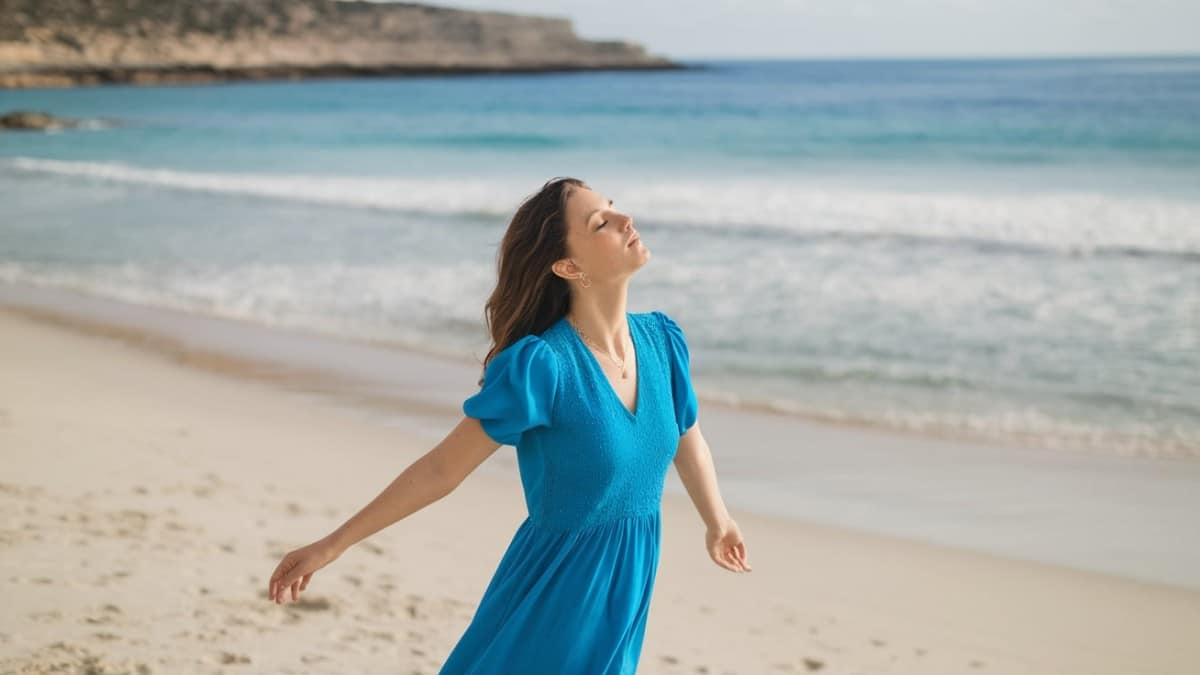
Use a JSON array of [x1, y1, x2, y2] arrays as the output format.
[[586, 199, 613, 228]]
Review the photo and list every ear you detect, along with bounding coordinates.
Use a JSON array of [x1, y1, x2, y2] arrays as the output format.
[[550, 257, 578, 281]]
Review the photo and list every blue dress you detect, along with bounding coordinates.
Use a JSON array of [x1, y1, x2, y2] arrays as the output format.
[[440, 310, 699, 674]]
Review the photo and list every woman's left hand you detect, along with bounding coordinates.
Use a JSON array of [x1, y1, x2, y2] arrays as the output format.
[[706, 518, 752, 573]]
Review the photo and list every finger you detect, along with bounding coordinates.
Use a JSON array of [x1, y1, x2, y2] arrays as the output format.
[[291, 580, 299, 602], [300, 572, 313, 591], [739, 545, 752, 571], [723, 548, 742, 572], [731, 548, 748, 572], [271, 557, 295, 602], [269, 565, 285, 601]]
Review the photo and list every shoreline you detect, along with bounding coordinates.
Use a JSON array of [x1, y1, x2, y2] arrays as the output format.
[[3, 280, 1200, 594], [0, 276, 1185, 461], [2, 290, 1199, 673], [0, 61, 695, 91]]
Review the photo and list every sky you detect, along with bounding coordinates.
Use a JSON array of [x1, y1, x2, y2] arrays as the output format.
[[391, 0, 1200, 60]]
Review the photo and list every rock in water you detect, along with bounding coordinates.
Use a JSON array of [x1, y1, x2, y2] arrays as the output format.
[[0, 110, 80, 130]]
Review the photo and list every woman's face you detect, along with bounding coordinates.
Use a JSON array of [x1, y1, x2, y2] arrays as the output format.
[[560, 187, 648, 284]]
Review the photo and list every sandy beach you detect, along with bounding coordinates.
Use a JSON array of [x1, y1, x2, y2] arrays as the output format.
[[1, 299, 1198, 675]]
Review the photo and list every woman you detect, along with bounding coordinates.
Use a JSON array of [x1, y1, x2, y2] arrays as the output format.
[[267, 177, 752, 673]]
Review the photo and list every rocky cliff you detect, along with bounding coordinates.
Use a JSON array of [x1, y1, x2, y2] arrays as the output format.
[[0, 0, 682, 88]]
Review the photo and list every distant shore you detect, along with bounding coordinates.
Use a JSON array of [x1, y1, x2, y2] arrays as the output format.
[[0, 61, 692, 90], [0, 0, 686, 89]]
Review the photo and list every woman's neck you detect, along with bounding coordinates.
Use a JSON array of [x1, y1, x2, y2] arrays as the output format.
[[566, 304, 630, 355]]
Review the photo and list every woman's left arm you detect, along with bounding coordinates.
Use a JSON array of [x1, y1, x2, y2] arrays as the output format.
[[673, 422, 753, 573]]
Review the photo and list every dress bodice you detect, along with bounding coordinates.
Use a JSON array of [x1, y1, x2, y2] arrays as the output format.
[[463, 311, 699, 532]]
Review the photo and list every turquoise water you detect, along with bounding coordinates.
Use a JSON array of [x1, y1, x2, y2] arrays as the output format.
[[1, 56, 1198, 457]]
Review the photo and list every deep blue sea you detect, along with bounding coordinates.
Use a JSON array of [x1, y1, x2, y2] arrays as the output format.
[[2, 57, 1198, 457]]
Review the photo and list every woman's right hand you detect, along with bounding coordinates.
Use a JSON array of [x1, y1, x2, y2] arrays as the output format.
[[268, 536, 342, 604]]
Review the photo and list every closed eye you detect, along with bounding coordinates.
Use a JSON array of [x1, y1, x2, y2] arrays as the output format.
[[592, 199, 614, 231]]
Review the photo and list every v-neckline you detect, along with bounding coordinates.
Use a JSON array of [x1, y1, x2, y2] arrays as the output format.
[[563, 312, 642, 421]]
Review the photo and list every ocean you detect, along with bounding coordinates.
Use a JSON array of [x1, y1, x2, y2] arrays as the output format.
[[2, 56, 1198, 458]]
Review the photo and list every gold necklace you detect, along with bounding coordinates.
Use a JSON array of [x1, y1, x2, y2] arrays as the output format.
[[568, 317, 630, 378]]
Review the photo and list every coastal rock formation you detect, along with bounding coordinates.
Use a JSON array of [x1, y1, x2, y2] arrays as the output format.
[[0, 109, 83, 130], [0, 0, 683, 88]]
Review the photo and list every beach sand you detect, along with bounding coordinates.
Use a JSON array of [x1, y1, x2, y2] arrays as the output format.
[[2, 304, 1199, 675]]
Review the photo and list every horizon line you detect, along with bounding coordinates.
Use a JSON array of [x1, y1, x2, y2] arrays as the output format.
[[661, 51, 1200, 62]]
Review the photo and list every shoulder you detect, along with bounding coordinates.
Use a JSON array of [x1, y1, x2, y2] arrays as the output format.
[[645, 310, 687, 336], [642, 310, 668, 328], [486, 333, 560, 377]]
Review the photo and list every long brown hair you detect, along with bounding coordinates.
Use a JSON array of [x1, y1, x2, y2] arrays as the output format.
[[474, 176, 588, 386]]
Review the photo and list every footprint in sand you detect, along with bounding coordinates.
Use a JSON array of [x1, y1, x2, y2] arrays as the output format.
[[219, 651, 251, 664], [360, 541, 388, 556], [295, 593, 338, 610], [92, 569, 133, 587], [0, 641, 150, 675], [802, 658, 825, 671]]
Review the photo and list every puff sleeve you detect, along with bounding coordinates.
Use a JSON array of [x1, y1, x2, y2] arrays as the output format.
[[463, 334, 560, 447], [654, 311, 699, 436]]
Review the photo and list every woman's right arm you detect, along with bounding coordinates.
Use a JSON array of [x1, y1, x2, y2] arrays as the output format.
[[269, 416, 500, 603], [325, 415, 502, 555]]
